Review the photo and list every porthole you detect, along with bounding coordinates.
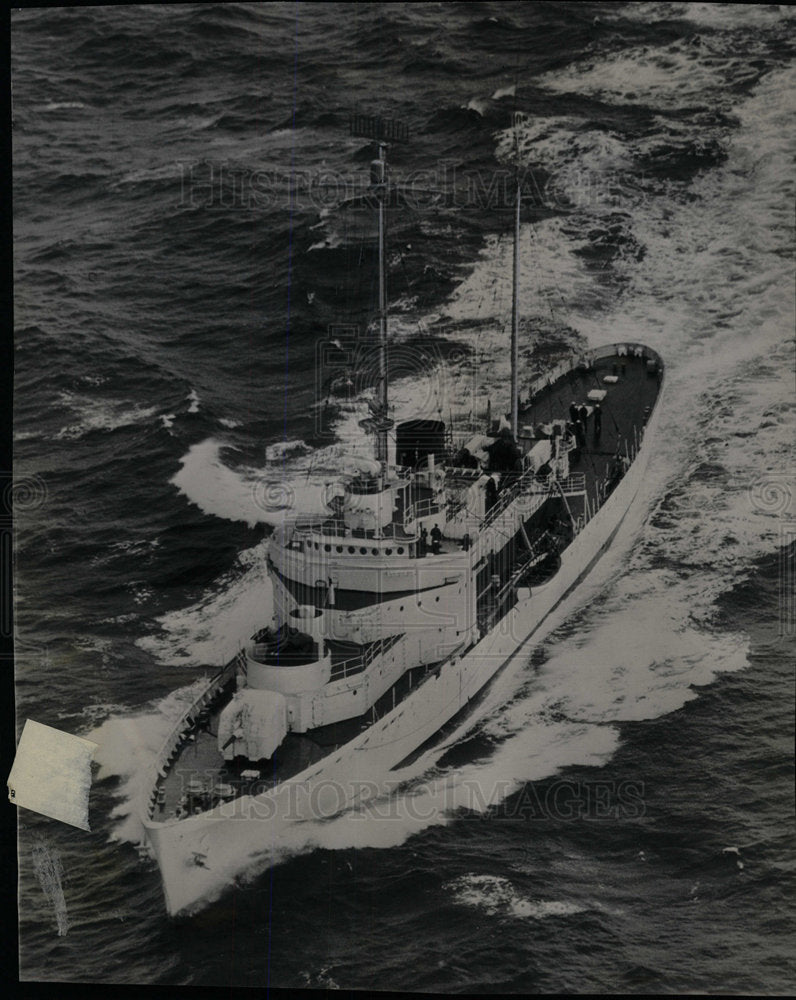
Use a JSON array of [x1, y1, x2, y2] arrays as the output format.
[[385, 548, 392, 556], [336, 546, 343, 553], [397, 546, 404, 554], [399, 605, 404, 611], [371, 548, 378, 556], [360, 547, 367, 555], [348, 546, 355, 554], [324, 544, 331, 552], [435, 596, 440, 602]]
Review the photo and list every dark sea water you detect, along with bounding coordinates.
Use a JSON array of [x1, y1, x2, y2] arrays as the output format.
[[11, 1, 795, 992]]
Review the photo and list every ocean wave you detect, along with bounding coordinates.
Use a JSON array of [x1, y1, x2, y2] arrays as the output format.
[[619, 2, 796, 29], [37, 100, 87, 112], [136, 540, 272, 668], [538, 35, 769, 111], [169, 437, 338, 528], [90, 678, 218, 846], [446, 874, 586, 920], [264, 439, 312, 462], [55, 391, 159, 440], [111, 161, 192, 188]]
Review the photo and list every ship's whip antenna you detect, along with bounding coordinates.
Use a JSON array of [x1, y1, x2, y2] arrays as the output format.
[[349, 114, 409, 475]]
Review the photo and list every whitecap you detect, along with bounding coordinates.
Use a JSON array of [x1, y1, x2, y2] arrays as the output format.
[[446, 874, 586, 920]]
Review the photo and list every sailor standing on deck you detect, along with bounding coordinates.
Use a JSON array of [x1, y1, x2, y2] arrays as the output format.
[[430, 523, 442, 555], [419, 526, 428, 558], [573, 415, 585, 449]]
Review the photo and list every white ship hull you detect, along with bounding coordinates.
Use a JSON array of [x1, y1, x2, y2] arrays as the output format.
[[143, 393, 663, 916]]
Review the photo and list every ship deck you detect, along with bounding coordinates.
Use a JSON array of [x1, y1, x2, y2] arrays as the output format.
[[151, 658, 438, 823], [521, 350, 662, 514]]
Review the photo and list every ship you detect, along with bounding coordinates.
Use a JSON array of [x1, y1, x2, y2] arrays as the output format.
[[136, 114, 665, 915]]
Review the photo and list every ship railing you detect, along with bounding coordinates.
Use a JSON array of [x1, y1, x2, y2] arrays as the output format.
[[555, 473, 586, 495], [524, 342, 663, 405], [403, 495, 441, 527], [480, 464, 542, 529], [289, 520, 416, 545], [522, 472, 584, 496], [250, 641, 274, 662], [143, 651, 244, 821], [475, 468, 584, 539], [444, 465, 484, 481], [330, 632, 405, 681]]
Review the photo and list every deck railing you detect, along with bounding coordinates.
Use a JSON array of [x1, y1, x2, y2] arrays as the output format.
[[556, 473, 586, 495], [143, 652, 244, 821], [330, 632, 405, 681], [403, 495, 441, 527]]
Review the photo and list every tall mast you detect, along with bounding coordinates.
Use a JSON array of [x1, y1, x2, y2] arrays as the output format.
[[350, 114, 409, 474], [511, 114, 520, 441], [376, 140, 388, 467], [511, 165, 520, 439]]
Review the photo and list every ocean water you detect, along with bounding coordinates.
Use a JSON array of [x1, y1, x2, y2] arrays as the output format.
[[11, 1, 795, 991]]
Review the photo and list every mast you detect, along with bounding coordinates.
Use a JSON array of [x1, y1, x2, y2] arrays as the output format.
[[511, 168, 520, 439], [511, 112, 522, 440], [376, 139, 388, 467], [349, 114, 409, 474]]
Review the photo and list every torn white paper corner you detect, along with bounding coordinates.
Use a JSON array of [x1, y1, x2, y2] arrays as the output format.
[[7, 720, 98, 831]]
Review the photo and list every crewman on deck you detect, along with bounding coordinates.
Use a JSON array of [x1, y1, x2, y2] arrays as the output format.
[[419, 527, 428, 557], [593, 403, 602, 440], [430, 523, 442, 555]]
